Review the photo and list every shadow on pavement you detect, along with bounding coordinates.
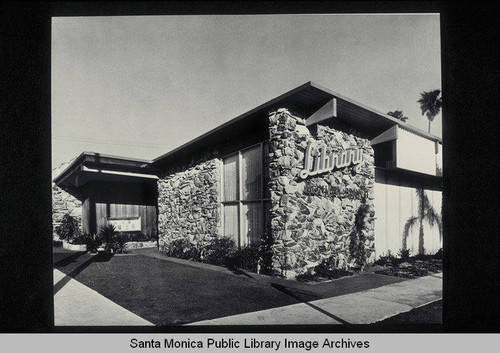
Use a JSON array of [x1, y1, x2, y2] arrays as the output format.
[[270, 283, 350, 324]]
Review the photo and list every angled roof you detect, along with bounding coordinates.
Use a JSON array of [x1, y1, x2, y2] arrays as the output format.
[[54, 81, 443, 184], [53, 152, 160, 198], [152, 81, 442, 168]]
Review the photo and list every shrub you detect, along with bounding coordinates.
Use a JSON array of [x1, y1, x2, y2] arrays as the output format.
[[434, 248, 443, 259], [68, 232, 87, 245], [95, 224, 126, 253], [55, 213, 80, 240], [110, 235, 127, 254], [413, 253, 434, 261], [224, 246, 260, 272], [201, 236, 236, 266], [85, 233, 102, 253], [349, 203, 373, 269], [374, 250, 397, 266], [116, 231, 157, 243], [100, 224, 117, 252], [397, 249, 412, 261], [164, 238, 201, 261], [296, 271, 319, 283], [257, 233, 277, 275], [314, 255, 354, 279]]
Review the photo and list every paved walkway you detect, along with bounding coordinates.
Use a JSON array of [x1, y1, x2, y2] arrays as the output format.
[[54, 269, 154, 326], [186, 273, 443, 325]]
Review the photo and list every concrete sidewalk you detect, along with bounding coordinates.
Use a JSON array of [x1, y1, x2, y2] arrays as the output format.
[[54, 269, 154, 326], [185, 273, 442, 325]]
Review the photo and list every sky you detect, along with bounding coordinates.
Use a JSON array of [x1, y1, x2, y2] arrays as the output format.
[[51, 14, 441, 171]]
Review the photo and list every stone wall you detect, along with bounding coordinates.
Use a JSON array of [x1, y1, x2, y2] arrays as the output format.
[[157, 154, 221, 251], [52, 184, 82, 237], [52, 160, 82, 237], [267, 108, 376, 279]]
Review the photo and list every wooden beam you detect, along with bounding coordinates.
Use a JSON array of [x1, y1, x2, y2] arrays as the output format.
[[305, 98, 337, 127]]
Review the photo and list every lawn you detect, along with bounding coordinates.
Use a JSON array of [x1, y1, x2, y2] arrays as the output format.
[[53, 248, 323, 326], [53, 247, 439, 326]]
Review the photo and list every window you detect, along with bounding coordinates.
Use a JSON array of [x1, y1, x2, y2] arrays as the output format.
[[222, 142, 270, 247]]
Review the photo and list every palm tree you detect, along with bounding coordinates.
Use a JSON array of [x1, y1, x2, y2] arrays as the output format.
[[387, 110, 409, 122], [402, 188, 442, 255], [417, 89, 442, 133]]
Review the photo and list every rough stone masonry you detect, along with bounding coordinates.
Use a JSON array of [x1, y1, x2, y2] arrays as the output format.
[[156, 107, 376, 279], [267, 108, 376, 278], [157, 154, 222, 251]]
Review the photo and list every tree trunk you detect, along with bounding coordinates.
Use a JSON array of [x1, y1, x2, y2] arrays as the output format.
[[418, 224, 425, 255]]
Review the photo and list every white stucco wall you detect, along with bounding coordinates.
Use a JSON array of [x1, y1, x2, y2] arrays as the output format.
[[374, 182, 442, 258], [396, 129, 437, 176]]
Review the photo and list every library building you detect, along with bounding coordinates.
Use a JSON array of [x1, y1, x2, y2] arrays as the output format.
[[53, 82, 443, 278]]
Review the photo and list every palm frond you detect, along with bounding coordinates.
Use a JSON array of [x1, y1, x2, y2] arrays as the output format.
[[417, 89, 442, 129], [424, 204, 443, 241], [402, 216, 419, 250]]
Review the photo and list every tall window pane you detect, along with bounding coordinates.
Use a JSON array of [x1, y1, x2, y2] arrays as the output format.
[[241, 202, 263, 247], [263, 142, 271, 199], [223, 204, 239, 246], [264, 201, 272, 237], [241, 145, 262, 200], [223, 154, 238, 201]]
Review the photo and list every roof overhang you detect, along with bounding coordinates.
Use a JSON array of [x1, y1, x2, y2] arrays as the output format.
[[53, 152, 160, 198], [152, 81, 442, 168], [375, 166, 443, 191]]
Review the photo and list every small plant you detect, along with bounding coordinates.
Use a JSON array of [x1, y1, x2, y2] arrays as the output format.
[[55, 213, 81, 240], [296, 271, 319, 283], [111, 235, 127, 254], [398, 249, 412, 261], [94, 224, 127, 253], [434, 248, 443, 259], [100, 224, 118, 252], [374, 250, 397, 266], [314, 255, 354, 279], [67, 232, 87, 245], [85, 233, 102, 253]]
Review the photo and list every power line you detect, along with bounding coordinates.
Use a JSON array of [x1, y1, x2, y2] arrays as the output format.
[[52, 135, 173, 149]]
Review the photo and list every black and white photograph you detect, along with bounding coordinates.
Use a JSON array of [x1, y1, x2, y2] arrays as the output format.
[[51, 13, 444, 327], [1, 2, 499, 350]]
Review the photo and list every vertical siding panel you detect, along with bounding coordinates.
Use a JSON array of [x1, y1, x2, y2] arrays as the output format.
[[140, 205, 147, 235], [82, 198, 91, 234], [374, 180, 387, 258], [399, 186, 412, 253], [386, 184, 401, 254], [95, 203, 107, 232], [148, 205, 155, 236]]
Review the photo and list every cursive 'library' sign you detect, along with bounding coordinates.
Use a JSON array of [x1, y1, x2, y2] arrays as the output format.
[[299, 141, 364, 179]]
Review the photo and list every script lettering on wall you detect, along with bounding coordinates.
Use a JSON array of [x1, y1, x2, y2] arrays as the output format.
[[299, 141, 364, 179]]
